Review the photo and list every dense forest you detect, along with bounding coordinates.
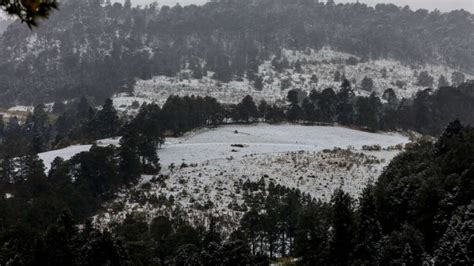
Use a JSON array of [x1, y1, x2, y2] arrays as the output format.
[[0, 0, 473, 104]]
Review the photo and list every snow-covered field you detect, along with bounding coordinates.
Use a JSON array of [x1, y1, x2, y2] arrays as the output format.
[[158, 124, 407, 167], [39, 145, 92, 172], [36, 124, 409, 228], [114, 47, 473, 110], [38, 137, 121, 173], [94, 124, 409, 228]]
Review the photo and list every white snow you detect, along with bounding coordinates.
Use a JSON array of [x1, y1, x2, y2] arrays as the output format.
[[121, 47, 473, 109], [158, 124, 408, 167], [95, 124, 409, 229], [38, 137, 122, 173], [7, 105, 34, 113], [38, 145, 92, 173]]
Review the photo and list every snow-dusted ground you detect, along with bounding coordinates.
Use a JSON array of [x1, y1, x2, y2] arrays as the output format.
[[39, 145, 92, 173], [38, 137, 121, 173], [158, 124, 407, 167], [95, 124, 409, 228], [115, 47, 473, 109]]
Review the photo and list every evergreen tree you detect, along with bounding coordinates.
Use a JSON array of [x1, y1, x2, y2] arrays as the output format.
[[417, 71, 434, 87], [150, 216, 174, 265], [96, 99, 120, 138], [254, 76, 264, 91], [413, 89, 434, 134], [27, 104, 52, 153], [361, 76, 374, 91], [237, 95, 258, 123], [302, 98, 315, 122], [258, 100, 269, 120], [438, 74, 449, 88], [294, 60, 303, 73], [328, 189, 356, 266], [76, 97, 91, 121], [119, 132, 142, 185], [355, 93, 381, 130], [336, 83, 354, 125], [317, 88, 337, 123], [295, 202, 330, 264], [41, 212, 77, 265], [353, 184, 383, 265]]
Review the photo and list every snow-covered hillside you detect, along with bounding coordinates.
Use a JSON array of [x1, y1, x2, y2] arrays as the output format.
[[38, 137, 121, 173], [94, 124, 409, 228], [114, 47, 473, 110]]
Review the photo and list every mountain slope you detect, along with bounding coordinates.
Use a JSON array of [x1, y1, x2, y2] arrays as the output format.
[[0, 0, 473, 105]]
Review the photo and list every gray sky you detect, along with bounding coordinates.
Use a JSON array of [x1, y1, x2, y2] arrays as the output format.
[[129, 0, 474, 13]]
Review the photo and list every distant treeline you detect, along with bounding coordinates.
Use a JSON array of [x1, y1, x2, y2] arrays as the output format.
[[0, 0, 473, 104]]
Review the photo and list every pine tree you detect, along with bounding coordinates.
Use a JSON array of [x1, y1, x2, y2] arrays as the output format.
[[361, 76, 374, 91], [258, 100, 269, 120], [329, 189, 356, 266], [295, 202, 330, 265], [27, 104, 51, 153], [294, 60, 303, 73], [417, 71, 434, 87], [237, 95, 258, 123], [151, 216, 174, 265], [353, 184, 383, 265], [302, 98, 315, 122], [119, 132, 142, 185], [334, 71, 341, 82], [96, 99, 120, 138], [254, 76, 264, 91], [336, 83, 354, 125], [318, 88, 337, 123], [41, 212, 78, 265], [76, 97, 91, 121], [438, 75, 449, 88], [18, 154, 47, 197], [240, 209, 261, 255]]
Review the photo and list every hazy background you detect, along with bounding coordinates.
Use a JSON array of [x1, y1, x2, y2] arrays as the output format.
[[129, 0, 474, 13]]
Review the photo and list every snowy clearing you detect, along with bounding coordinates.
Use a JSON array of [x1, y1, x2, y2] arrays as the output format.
[[115, 47, 473, 111], [95, 124, 409, 228], [158, 124, 407, 167]]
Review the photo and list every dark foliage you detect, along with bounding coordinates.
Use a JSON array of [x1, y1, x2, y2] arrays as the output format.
[[0, 0, 473, 104]]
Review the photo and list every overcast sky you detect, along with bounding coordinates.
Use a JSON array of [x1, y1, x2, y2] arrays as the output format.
[[129, 0, 474, 13]]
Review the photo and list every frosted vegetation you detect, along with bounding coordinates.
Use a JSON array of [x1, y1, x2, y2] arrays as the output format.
[[118, 47, 473, 110], [87, 124, 408, 227]]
